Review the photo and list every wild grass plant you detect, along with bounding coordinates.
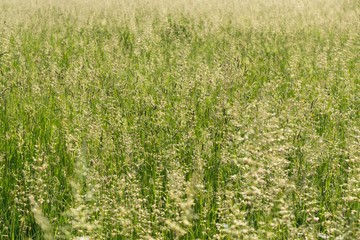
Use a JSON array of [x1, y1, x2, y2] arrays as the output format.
[[0, 0, 359, 239]]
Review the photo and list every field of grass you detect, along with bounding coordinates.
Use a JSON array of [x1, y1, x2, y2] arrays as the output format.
[[0, 0, 359, 239]]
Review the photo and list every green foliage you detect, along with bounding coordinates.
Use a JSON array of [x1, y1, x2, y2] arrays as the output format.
[[0, 0, 359, 239]]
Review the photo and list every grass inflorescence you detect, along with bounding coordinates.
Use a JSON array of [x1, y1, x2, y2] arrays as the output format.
[[0, 0, 359, 239]]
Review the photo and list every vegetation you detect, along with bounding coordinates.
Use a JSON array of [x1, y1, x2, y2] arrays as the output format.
[[0, 0, 359, 239]]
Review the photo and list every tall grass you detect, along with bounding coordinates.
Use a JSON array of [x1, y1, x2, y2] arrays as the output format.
[[0, 0, 359, 239]]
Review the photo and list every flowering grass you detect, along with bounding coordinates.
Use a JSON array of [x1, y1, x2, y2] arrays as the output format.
[[0, 0, 359, 239]]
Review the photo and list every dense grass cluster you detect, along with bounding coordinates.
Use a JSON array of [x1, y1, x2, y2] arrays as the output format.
[[0, 0, 359, 239]]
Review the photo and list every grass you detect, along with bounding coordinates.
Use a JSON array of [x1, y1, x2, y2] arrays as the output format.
[[0, 0, 359, 239]]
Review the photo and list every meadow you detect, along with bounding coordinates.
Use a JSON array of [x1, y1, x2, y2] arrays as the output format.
[[0, 0, 359, 239]]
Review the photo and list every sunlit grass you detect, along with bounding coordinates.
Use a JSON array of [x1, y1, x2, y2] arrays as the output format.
[[0, 0, 359, 239]]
